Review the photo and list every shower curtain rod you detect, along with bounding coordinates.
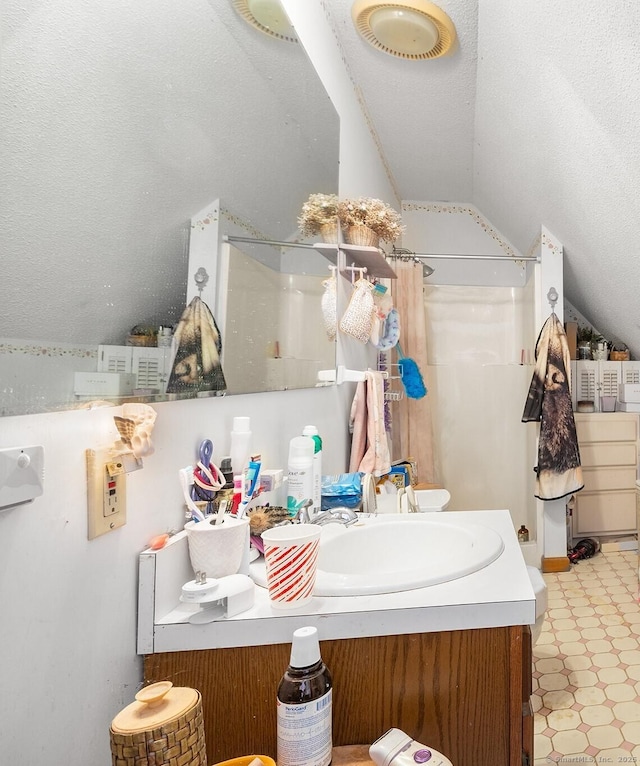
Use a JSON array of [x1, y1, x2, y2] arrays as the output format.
[[224, 235, 316, 249], [224, 236, 540, 263], [391, 252, 539, 263]]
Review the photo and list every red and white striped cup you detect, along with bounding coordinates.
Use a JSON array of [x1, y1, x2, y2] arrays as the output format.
[[261, 524, 322, 609]]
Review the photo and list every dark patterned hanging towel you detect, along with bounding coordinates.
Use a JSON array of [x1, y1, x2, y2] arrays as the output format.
[[522, 313, 584, 501]]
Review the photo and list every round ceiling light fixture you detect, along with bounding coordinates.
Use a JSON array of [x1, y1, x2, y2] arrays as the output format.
[[231, 0, 298, 43], [352, 0, 457, 60]]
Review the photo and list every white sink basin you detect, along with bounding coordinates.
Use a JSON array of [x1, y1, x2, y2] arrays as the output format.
[[251, 515, 505, 596]]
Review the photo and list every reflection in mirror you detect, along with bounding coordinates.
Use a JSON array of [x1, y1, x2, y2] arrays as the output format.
[[220, 242, 336, 394], [0, 0, 339, 416]]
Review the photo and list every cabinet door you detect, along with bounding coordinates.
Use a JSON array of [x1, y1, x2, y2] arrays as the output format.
[[574, 490, 636, 535]]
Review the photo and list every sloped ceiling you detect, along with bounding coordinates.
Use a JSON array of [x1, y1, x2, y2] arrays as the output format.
[[326, 0, 640, 355]]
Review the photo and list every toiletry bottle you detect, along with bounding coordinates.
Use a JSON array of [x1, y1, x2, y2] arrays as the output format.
[[517, 525, 529, 543], [287, 436, 315, 517], [277, 626, 332, 766], [230, 416, 252, 477], [302, 425, 322, 514]]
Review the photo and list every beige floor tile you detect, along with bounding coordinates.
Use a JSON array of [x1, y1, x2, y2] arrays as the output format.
[[605, 624, 632, 638], [579, 704, 615, 726], [551, 729, 589, 754], [626, 665, 640, 681], [551, 619, 579, 632], [533, 733, 553, 759], [568, 669, 599, 688], [604, 683, 637, 702], [547, 708, 582, 731], [590, 652, 621, 668], [586, 725, 624, 749], [541, 689, 575, 710], [612, 636, 639, 650], [573, 686, 606, 706], [563, 655, 592, 671], [613, 700, 640, 722], [538, 672, 570, 692], [535, 657, 565, 674], [621, 720, 640, 743], [619, 649, 640, 665], [597, 666, 629, 684], [560, 641, 589, 656]]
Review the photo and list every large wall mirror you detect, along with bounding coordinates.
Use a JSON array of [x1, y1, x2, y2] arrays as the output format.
[[1, 0, 339, 416]]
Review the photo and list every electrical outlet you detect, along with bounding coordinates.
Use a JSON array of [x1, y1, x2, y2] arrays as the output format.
[[86, 449, 127, 539]]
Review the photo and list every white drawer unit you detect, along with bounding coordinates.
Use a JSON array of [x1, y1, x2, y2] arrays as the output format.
[[571, 361, 640, 411], [98, 345, 172, 393], [572, 412, 639, 539]]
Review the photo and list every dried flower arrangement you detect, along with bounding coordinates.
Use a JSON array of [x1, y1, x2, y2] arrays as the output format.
[[337, 197, 405, 243], [297, 193, 339, 236]]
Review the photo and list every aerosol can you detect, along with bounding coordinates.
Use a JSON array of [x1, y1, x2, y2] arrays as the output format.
[[370, 728, 454, 766]]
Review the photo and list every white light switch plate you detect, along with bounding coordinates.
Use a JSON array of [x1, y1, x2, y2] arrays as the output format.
[[0, 446, 45, 510]]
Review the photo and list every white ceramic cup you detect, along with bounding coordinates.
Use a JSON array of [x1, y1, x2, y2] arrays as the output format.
[[261, 524, 321, 609], [185, 516, 249, 579]]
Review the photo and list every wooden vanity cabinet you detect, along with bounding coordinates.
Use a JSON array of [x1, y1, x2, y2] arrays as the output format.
[[572, 412, 639, 539], [144, 625, 533, 766]]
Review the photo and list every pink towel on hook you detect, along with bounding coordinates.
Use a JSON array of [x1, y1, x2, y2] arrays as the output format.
[[349, 371, 391, 477]]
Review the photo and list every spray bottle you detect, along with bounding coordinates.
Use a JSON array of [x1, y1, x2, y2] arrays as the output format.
[[277, 626, 332, 766]]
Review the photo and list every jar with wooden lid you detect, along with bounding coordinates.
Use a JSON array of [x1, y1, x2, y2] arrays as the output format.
[[110, 681, 207, 766]]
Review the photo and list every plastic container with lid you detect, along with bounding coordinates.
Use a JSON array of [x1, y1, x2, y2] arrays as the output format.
[[287, 436, 315, 516], [110, 681, 207, 766], [302, 425, 322, 513]]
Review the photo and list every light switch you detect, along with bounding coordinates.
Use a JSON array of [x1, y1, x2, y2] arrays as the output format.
[[0, 446, 44, 511]]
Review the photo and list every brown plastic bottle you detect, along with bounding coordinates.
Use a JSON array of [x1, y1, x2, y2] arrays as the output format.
[[276, 626, 333, 766]]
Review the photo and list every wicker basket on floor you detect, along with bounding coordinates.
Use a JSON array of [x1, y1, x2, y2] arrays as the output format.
[[110, 681, 207, 766]]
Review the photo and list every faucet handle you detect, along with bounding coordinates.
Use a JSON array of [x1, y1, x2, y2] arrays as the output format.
[[293, 499, 314, 524]]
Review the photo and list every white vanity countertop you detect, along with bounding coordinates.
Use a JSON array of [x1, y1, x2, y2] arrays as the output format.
[[138, 509, 536, 654]]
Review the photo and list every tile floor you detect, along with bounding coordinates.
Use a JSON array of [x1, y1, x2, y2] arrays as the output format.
[[532, 549, 640, 764]]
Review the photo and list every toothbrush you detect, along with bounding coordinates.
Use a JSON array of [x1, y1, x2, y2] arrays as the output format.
[[179, 466, 205, 522]]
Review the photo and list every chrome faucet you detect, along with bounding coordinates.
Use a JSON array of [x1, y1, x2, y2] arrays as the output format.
[[295, 502, 359, 526]]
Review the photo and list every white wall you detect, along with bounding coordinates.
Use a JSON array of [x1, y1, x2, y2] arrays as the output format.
[[0, 3, 394, 764], [0, 388, 353, 764]]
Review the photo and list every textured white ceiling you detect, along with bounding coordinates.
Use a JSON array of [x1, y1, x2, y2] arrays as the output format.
[[326, 0, 640, 355]]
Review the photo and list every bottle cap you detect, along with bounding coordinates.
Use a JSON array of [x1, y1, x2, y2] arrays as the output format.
[[302, 425, 319, 436], [289, 436, 314, 460], [290, 626, 321, 668], [232, 416, 251, 433]]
